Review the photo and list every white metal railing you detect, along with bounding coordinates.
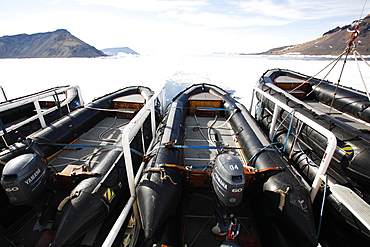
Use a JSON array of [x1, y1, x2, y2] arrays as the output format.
[[102, 85, 166, 247], [0, 85, 83, 137], [253, 87, 337, 201], [252, 86, 370, 231]]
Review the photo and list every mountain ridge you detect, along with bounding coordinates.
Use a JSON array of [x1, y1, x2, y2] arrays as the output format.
[[101, 47, 139, 55], [257, 14, 370, 56], [0, 29, 106, 58]]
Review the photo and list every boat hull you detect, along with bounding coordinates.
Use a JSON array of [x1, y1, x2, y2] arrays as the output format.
[[1, 86, 158, 246], [255, 68, 370, 242], [137, 83, 318, 246]]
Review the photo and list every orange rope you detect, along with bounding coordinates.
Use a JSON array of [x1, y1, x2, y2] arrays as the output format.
[[347, 24, 360, 50], [165, 163, 282, 176], [164, 164, 211, 176], [244, 166, 282, 175]]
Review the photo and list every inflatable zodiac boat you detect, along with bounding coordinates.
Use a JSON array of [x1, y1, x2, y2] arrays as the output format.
[[254, 68, 370, 244], [0, 85, 83, 149], [1, 86, 158, 247], [136, 83, 317, 247]]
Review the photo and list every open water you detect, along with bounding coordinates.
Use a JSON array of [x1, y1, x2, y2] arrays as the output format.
[[1, 55, 370, 107]]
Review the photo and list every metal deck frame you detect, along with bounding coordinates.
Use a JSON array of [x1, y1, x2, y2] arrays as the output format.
[[251, 86, 370, 232], [0, 85, 83, 138]]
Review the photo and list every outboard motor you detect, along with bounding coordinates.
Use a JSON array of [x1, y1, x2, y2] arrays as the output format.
[[1, 153, 48, 212], [211, 154, 245, 239], [212, 154, 245, 207]]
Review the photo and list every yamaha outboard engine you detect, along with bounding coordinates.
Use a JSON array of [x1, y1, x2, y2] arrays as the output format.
[[211, 154, 245, 239], [1, 153, 48, 212], [212, 154, 245, 207]]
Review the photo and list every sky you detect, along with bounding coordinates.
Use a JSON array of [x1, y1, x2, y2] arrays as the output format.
[[0, 0, 369, 55]]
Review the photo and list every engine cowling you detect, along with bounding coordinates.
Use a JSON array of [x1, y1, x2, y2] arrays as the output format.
[[1, 153, 48, 209], [212, 154, 245, 207]]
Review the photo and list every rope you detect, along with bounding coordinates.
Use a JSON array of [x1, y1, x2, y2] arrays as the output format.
[[145, 166, 178, 185], [359, 0, 368, 20], [171, 106, 235, 111], [165, 164, 211, 176], [275, 187, 290, 211], [271, 109, 296, 142], [243, 166, 282, 175], [164, 144, 242, 150], [83, 105, 135, 113], [305, 12, 368, 108], [212, 109, 237, 129], [291, 120, 320, 169], [194, 115, 215, 146], [196, 107, 236, 111], [317, 174, 328, 237], [248, 142, 283, 163], [39, 142, 143, 156], [283, 112, 295, 152], [188, 217, 213, 247], [353, 50, 370, 101], [58, 190, 80, 211], [98, 116, 129, 142], [289, 51, 346, 97], [270, 108, 321, 169], [328, 48, 351, 113], [207, 115, 218, 147], [305, 51, 347, 97], [192, 109, 238, 152], [347, 24, 360, 51], [193, 109, 237, 130], [164, 162, 283, 176], [288, 121, 303, 160]]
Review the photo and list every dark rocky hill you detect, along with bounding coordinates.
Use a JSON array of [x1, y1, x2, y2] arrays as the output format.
[[101, 47, 139, 55], [0, 29, 106, 58], [258, 14, 370, 56]]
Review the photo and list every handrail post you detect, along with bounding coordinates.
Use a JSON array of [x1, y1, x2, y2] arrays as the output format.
[[151, 102, 156, 140], [122, 135, 137, 199], [249, 87, 255, 114], [310, 134, 337, 201], [269, 103, 280, 140], [33, 101, 47, 128], [75, 86, 84, 106], [162, 87, 167, 113]]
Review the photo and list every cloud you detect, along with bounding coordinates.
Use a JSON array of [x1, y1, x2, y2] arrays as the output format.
[[76, 0, 207, 12], [160, 11, 290, 27], [73, 0, 366, 31], [1, 0, 366, 55], [235, 0, 367, 20], [74, 0, 290, 28]]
